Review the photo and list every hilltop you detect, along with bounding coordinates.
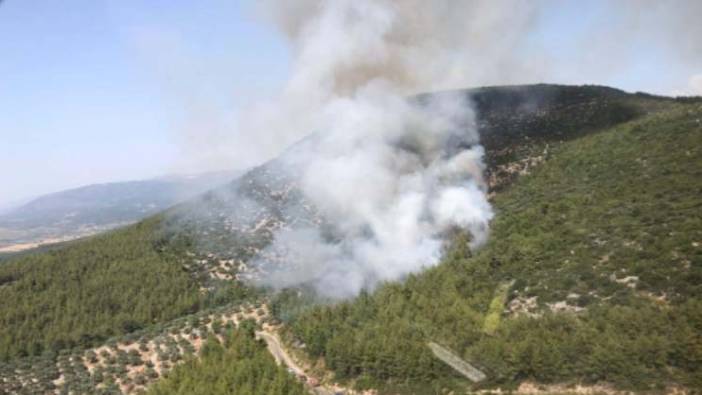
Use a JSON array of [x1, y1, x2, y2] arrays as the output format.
[[0, 84, 700, 394]]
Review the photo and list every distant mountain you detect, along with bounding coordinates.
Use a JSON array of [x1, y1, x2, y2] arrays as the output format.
[[0, 197, 33, 216], [0, 170, 241, 251]]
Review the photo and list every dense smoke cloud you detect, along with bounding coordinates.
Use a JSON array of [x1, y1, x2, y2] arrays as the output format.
[[247, 0, 498, 298], [260, 0, 541, 94], [257, 87, 492, 298], [238, 0, 544, 168]]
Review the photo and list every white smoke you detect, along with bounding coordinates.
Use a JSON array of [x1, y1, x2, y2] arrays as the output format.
[[237, 0, 543, 165], [153, 0, 700, 297], [125, 0, 702, 176], [250, 1, 495, 298], [691, 75, 702, 95], [671, 74, 702, 97]]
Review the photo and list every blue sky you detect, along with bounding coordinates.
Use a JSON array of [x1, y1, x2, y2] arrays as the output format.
[[0, 0, 699, 207], [0, 0, 289, 206]]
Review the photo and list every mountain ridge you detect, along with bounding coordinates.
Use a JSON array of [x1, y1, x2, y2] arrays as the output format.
[[0, 170, 241, 254]]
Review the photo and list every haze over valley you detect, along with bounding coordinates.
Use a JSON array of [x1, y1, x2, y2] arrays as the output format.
[[0, 171, 238, 254]]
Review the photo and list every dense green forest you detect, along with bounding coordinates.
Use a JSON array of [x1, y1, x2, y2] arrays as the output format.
[[147, 321, 306, 395], [0, 216, 230, 361], [276, 103, 702, 392]]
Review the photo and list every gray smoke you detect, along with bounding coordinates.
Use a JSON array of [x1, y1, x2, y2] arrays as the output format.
[[238, 0, 702, 168], [249, 0, 496, 298], [257, 88, 492, 298], [237, 0, 544, 167], [129, 1, 702, 177]]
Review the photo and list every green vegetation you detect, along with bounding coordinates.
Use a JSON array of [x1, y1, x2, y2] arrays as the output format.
[[482, 280, 513, 335], [147, 324, 306, 395], [0, 216, 204, 361], [0, 301, 267, 394], [279, 103, 702, 392]]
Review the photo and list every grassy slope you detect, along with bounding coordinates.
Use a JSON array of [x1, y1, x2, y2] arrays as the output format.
[[281, 102, 702, 392]]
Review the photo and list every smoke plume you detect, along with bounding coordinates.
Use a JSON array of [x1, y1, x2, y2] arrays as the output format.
[[184, 0, 701, 298], [131, 1, 702, 177], [250, 0, 496, 298]]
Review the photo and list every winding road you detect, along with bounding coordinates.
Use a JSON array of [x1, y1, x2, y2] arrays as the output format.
[[256, 330, 339, 395]]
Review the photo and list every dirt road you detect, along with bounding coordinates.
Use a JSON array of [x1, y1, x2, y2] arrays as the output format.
[[256, 331, 306, 376], [256, 330, 338, 395]]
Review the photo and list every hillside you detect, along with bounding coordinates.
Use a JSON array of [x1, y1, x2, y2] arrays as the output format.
[[160, 84, 667, 285], [0, 171, 238, 254], [278, 95, 702, 393], [0, 84, 699, 394]]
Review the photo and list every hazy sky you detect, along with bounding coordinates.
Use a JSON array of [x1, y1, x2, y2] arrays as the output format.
[[0, 0, 700, 207]]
